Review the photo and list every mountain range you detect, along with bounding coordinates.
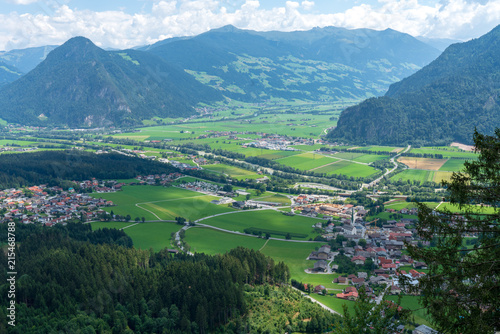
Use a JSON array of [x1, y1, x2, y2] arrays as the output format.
[[0, 25, 444, 127], [145, 25, 440, 102], [328, 24, 500, 146], [0, 37, 221, 127]]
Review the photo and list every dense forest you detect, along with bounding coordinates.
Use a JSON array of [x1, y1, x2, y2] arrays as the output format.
[[0, 150, 180, 189], [328, 24, 500, 146], [0, 223, 338, 333]]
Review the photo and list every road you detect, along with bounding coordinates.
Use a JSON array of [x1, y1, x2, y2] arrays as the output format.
[[360, 145, 411, 190], [291, 287, 341, 316]]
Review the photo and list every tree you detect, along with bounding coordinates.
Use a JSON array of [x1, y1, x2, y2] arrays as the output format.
[[333, 286, 409, 333], [406, 129, 500, 333]]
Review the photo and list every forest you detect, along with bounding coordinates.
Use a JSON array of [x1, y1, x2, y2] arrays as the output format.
[[0, 150, 180, 189], [0, 223, 338, 333]]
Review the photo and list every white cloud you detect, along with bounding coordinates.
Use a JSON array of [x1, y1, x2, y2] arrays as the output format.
[[0, 0, 499, 51], [7, 0, 39, 4], [301, 1, 314, 11]]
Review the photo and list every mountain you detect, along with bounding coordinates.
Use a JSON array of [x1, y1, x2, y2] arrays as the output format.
[[146, 25, 440, 102], [0, 44, 58, 73], [416, 36, 462, 51], [0, 37, 222, 127], [0, 61, 22, 86], [328, 25, 500, 146]]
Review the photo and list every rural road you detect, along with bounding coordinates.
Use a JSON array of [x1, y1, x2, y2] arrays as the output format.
[[291, 287, 342, 316], [360, 144, 411, 190]]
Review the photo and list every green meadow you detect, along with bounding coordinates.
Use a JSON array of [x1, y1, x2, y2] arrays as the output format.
[[90, 221, 182, 251], [91, 185, 235, 221], [198, 209, 321, 240], [203, 163, 260, 180], [184, 227, 267, 255]]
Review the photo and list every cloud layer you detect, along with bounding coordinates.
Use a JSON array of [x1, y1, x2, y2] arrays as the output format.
[[1, 0, 499, 50]]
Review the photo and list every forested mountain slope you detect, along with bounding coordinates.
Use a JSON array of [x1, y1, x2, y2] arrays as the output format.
[[328, 25, 500, 146]]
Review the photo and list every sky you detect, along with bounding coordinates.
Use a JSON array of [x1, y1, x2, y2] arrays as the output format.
[[0, 0, 499, 51]]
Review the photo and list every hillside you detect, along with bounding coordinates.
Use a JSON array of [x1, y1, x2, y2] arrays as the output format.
[[0, 37, 221, 127], [0, 60, 22, 86], [328, 25, 500, 146], [0, 44, 57, 73], [146, 25, 440, 102]]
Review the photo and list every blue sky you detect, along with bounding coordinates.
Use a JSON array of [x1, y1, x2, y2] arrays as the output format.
[[1, 0, 499, 50]]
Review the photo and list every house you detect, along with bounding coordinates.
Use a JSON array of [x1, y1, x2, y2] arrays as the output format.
[[390, 285, 401, 295], [334, 276, 348, 285], [414, 262, 428, 269], [351, 277, 365, 285], [351, 255, 366, 265], [336, 286, 358, 300], [413, 324, 439, 334], [232, 201, 247, 209], [313, 260, 328, 273], [314, 285, 326, 294]]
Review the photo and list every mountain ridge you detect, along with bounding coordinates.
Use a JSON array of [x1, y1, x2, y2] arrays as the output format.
[[327, 25, 500, 146]]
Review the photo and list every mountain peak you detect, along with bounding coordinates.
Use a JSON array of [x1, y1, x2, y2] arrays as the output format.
[[47, 36, 107, 62]]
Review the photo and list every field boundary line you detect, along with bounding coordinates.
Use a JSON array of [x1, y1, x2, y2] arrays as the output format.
[[258, 238, 270, 251], [308, 159, 341, 171], [136, 203, 162, 220], [120, 223, 139, 230], [136, 195, 208, 205]]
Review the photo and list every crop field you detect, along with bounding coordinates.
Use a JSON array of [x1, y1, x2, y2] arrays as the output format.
[[397, 157, 448, 170], [276, 152, 338, 170], [184, 227, 267, 254], [391, 169, 433, 184], [314, 160, 379, 177], [91, 185, 235, 221], [409, 146, 478, 159], [199, 210, 321, 240], [202, 164, 260, 180], [384, 201, 440, 211], [364, 146, 403, 153], [438, 159, 467, 172], [433, 171, 453, 183], [331, 152, 365, 160], [257, 150, 301, 160], [252, 193, 291, 205], [352, 154, 390, 163]]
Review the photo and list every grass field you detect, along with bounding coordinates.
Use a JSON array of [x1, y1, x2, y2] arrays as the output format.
[[277, 152, 337, 170], [409, 146, 478, 159], [90, 221, 182, 251], [390, 169, 433, 184], [203, 163, 260, 180], [184, 227, 267, 254], [387, 295, 432, 327], [309, 294, 356, 315], [252, 193, 291, 205], [91, 185, 235, 221], [90, 221, 135, 230], [199, 210, 321, 240], [438, 159, 467, 172]]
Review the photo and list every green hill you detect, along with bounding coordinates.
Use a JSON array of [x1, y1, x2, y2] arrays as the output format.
[[146, 25, 440, 102], [0, 60, 22, 86], [328, 25, 500, 146], [0, 37, 222, 127]]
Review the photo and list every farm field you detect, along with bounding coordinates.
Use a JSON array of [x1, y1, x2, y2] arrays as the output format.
[[391, 169, 453, 184], [184, 227, 267, 254], [91, 185, 235, 221], [314, 160, 379, 178], [438, 159, 467, 172], [397, 157, 447, 170], [252, 193, 291, 205], [202, 163, 260, 180], [352, 154, 389, 163], [409, 146, 478, 159], [276, 152, 338, 170], [199, 210, 321, 240]]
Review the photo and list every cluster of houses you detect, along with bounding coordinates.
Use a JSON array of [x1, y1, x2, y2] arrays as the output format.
[[134, 173, 183, 185], [0, 182, 116, 225], [0, 146, 37, 153]]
